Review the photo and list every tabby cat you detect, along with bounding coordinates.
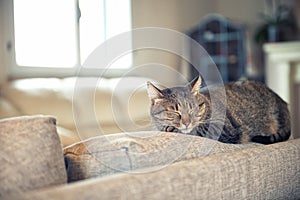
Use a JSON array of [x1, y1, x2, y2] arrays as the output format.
[[147, 76, 291, 144]]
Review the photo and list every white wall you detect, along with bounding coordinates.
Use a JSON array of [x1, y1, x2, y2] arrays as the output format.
[[132, 0, 214, 31], [131, 0, 214, 83]]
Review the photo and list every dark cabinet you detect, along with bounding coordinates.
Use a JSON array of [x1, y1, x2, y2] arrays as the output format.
[[187, 14, 246, 84]]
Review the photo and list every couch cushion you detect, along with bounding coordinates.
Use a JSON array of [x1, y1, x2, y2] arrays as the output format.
[[74, 76, 152, 137], [2, 77, 152, 138], [0, 96, 21, 119], [24, 138, 300, 200], [64, 131, 261, 182], [1, 78, 75, 129], [0, 115, 67, 198], [57, 126, 80, 147]]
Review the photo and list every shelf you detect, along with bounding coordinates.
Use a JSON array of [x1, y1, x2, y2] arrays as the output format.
[[201, 32, 241, 42], [187, 14, 246, 83]]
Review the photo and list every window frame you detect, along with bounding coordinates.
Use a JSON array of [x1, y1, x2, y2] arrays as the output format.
[[3, 0, 132, 79]]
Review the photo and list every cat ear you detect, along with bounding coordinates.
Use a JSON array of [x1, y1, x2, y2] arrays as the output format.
[[147, 82, 164, 99], [189, 76, 202, 94]]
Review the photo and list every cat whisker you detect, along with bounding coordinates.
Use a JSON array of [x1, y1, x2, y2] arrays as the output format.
[[198, 119, 225, 124], [132, 118, 152, 123]]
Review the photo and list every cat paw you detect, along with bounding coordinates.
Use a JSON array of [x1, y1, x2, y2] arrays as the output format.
[[165, 126, 179, 132]]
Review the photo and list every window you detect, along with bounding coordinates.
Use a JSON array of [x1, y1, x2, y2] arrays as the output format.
[[9, 0, 132, 77]]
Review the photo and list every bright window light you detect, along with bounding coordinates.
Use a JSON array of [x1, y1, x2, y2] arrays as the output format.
[[13, 0, 78, 68], [13, 0, 132, 70], [79, 0, 132, 69], [79, 0, 105, 64], [105, 0, 132, 68]]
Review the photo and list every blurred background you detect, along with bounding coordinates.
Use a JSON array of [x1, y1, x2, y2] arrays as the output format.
[[0, 0, 299, 143]]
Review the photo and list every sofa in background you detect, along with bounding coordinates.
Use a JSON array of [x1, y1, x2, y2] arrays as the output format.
[[1, 115, 299, 200], [0, 77, 152, 147]]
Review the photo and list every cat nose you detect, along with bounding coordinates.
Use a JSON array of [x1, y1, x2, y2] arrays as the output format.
[[182, 116, 191, 127], [184, 121, 191, 127]]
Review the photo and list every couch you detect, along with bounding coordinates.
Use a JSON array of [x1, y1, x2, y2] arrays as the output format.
[[0, 77, 152, 146], [1, 115, 299, 200]]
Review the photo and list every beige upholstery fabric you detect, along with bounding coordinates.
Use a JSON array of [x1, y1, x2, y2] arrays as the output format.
[[1, 77, 151, 135], [23, 138, 300, 200], [64, 131, 261, 182], [0, 96, 21, 118], [1, 79, 75, 129], [56, 126, 80, 147], [0, 115, 67, 198], [1, 77, 152, 145]]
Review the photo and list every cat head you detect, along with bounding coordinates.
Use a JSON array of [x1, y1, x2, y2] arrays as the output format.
[[147, 76, 210, 134]]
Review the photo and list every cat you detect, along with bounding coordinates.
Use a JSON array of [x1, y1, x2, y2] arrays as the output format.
[[147, 76, 291, 144]]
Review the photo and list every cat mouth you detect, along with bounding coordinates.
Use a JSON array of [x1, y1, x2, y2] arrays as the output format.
[[180, 128, 193, 134]]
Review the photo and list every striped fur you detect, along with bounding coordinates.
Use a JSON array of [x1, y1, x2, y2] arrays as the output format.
[[147, 76, 291, 144]]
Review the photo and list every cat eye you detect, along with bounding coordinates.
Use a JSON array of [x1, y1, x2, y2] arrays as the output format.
[[199, 102, 205, 107], [167, 111, 180, 116], [166, 106, 175, 111], [175, 103, 180, 111], [153, 110, 165, 115]]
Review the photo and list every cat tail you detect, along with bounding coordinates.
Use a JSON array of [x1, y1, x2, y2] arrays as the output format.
[[251, 102, 291, 144]]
